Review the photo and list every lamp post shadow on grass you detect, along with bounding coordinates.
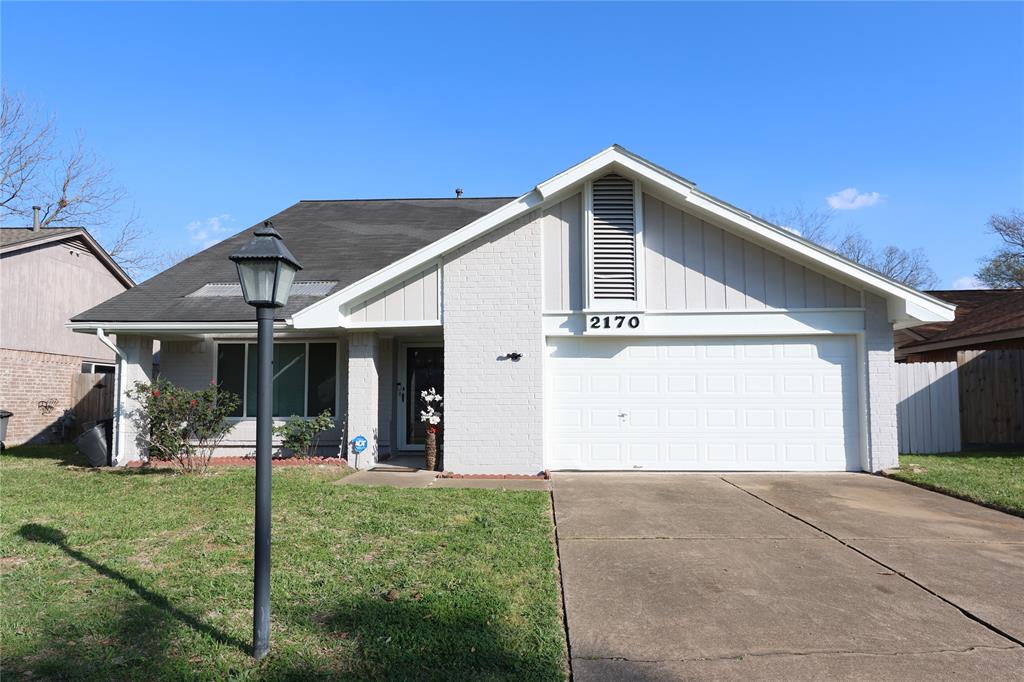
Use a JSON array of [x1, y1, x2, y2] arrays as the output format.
[[17, 523, 250, 655]]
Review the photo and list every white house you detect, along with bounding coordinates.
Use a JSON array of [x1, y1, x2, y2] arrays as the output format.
[[70, 146, 954, 473]]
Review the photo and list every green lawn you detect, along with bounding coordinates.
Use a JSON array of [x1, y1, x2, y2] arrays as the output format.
[[892, 451, 1024, 516], [0, 446, 568, 681]]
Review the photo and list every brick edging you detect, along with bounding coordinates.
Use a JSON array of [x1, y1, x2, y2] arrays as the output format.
[[437, 470, 549, 480]]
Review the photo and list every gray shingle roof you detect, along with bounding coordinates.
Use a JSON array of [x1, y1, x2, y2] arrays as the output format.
[[71, 198, 512, 323], [0, 227, 83, 247]]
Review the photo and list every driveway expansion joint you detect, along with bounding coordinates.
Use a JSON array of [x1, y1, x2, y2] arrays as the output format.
[[720, 476, 1024, 649]]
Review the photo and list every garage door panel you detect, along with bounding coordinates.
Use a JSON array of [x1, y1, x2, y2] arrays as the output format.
[[546, 336, 860, 471]]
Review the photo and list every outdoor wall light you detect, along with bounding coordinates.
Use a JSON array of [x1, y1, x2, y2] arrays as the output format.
[[230, 220, 302, 660], [505, 352, 523, 362]]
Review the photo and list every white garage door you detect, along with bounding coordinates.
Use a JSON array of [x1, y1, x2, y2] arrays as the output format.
[[546, 336, 860, 471]]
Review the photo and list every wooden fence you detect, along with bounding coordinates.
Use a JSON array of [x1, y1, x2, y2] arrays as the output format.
[[71, 373, 115, 428], [958, 349, 1024, 447], [897, 349, 1024, 453], [897, 361, 961, 454]]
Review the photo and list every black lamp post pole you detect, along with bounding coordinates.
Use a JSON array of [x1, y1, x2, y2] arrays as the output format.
[[253, 304, 274, 659], [230, 220, 301, 661]]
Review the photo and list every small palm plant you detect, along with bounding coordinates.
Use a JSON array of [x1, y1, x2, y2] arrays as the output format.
[[419, 387, 442, 471]]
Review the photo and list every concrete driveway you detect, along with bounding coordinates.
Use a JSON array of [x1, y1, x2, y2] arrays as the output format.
[[551, 473, 1024, 680]]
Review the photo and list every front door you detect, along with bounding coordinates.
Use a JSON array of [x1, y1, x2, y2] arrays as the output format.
[[398, 345, 443, 450]]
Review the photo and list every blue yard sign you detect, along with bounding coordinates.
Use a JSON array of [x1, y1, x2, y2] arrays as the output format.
[[352, 435, 368, 454]]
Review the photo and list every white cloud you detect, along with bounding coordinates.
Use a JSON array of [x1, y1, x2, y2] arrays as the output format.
[[186, 214, 234, 248], [951, 275, 985, 290], [826, 187, 883, 211]]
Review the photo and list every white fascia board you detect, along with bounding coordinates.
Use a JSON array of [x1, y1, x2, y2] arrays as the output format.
[[291, 190, 544, 329], [536, 145, 695, 202], [292, 145, 953, 329], [67, 321, 289, 335]]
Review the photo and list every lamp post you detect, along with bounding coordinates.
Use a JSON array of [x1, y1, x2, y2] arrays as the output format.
[[230, 221, 302, 660]]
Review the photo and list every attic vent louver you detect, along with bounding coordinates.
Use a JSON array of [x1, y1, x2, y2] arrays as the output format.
[[591, 173, 636, 300]]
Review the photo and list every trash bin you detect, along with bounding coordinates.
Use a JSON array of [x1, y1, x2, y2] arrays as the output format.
[[0, 410, 11, 451], [75, 422, 109, 468], [100, 418, 114, 456]]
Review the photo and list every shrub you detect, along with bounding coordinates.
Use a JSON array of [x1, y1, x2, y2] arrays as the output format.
[[128, 378, 240, 474], [273, 410, 335, 458]]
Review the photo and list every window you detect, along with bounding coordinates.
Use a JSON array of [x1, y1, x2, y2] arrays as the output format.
[[81, 362, 116, 374], [216, 342, 337, 418]]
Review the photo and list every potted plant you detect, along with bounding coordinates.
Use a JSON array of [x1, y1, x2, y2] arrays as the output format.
[[419, 387, 442, 471]]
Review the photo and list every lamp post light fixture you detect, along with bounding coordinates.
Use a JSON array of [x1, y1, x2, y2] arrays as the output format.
[[229, 220, 302, 660]]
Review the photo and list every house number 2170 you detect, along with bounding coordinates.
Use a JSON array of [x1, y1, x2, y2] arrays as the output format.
[[588, 315, 641, 330]]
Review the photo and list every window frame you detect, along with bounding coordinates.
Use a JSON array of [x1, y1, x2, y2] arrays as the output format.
[[213, 339, 340, 420]]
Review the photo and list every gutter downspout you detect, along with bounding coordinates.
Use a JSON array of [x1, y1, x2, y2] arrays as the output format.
[[96, 328, 128, 466]]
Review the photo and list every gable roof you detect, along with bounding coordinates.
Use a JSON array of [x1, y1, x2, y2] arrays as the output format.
[[70, 198, 510, 324], [291, 145, 955, 329], [1, 226, 134, 288], [1, 226, 82, 247], [895, 289, 1024, 355]]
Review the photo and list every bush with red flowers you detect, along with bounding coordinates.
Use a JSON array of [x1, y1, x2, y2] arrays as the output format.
[[128, 378, 241, 474]]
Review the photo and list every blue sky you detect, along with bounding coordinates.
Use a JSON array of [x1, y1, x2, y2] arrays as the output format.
[[3, 1, 1022, 286]]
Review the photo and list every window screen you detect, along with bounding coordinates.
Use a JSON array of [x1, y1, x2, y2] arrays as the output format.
[[307, 343, 337, 416], [216, 344, 246, 417]]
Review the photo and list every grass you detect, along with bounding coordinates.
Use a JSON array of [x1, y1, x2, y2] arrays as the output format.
[[0, 445, 568, 681], [891, 451, 1024, 516]]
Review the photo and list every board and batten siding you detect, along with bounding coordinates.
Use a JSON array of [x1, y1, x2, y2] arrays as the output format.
[[642, 195, 861, 311], [542, 193, 585, 311], [347, 264, 440, 323], [540, 192, 862, 312]]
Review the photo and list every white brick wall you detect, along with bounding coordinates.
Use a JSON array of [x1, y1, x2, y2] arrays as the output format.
[[347, 331, 380, 469], [442, 212, 545, 474], [377, 336, 393, 454], [159, 338, 214, 389], [156, 335, 347, 458], [864, 293, 899, 471], [113, 335, 154, 465]]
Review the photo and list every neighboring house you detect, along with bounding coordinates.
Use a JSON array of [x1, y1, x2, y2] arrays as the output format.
[[894, 289, 1023, 453], [1, 223, 134, 444], [70, 146, 954, 473], [895, 289, 1024, 362]]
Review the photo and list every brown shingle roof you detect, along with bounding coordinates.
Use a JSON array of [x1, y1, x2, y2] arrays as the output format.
[[71, 197, 512, 323], [898, 289, 1024, 351], [0, 227, 82, 247]]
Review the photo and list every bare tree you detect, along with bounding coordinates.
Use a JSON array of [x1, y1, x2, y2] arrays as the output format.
[[977, 210, 1024, 289], [765, 204, 938, 289], [764, 203, 837, 245], [1, 92, 54, 213], [1, 89, 156, 278]]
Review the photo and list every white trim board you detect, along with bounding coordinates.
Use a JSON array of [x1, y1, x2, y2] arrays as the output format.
[[290, 145, 954, 330], [543, 310, 866, 337]]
